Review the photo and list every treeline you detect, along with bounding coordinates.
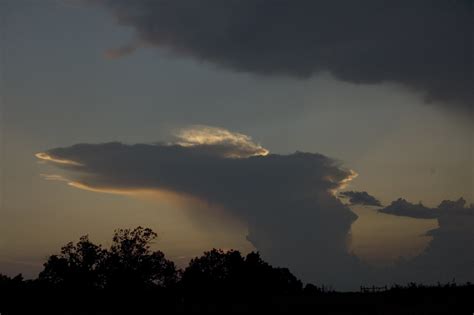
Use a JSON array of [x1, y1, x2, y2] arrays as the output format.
[[0, 227, 473, 314]]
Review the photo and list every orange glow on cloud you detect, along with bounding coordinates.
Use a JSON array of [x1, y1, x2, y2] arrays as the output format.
[[40, 173, 138, 195], [35, 152, 83, 166], [67, 181, 138, 195], [40, 173, 212, 209], [338, 169, 359, 190], [329, 169, 359, 196], [41, 174, 69, 181]]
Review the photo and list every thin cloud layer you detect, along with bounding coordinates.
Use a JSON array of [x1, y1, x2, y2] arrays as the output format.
[[339, 191, 382, 207], [89, 0, 473, 111], [379, 198, 436, 219], [379, 197, 474, 219], [36, 126, 363, 289]]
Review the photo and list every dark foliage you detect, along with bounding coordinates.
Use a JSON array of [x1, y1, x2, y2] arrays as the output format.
[[1, 227, 473, 314], [38, 227, 178, 290], [101, 227, 178, 289], [181, 249, 302, 295], [38, 235, 105, 289]]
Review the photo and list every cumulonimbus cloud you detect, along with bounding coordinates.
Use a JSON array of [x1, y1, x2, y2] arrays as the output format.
[[88, 0, 473, 111], [37, 125, 364, 289], [36, 126, 474, 286]]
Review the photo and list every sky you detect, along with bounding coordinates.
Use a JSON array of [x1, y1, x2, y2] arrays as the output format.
[[0, 0, 473, 289]]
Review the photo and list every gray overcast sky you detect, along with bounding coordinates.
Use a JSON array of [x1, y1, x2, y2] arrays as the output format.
[[0, 0, 472, 286]]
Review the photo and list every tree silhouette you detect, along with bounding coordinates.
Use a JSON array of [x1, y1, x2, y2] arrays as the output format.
[[181, 249, 302, 297], [244, 251, 302, 294], [39, 235, 105, 289], [38, 227, 178, 290], [181, 249, 244, 292], [101, 227, 178, 289]]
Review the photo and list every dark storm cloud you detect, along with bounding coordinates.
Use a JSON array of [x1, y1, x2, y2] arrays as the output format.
[[89, 0, 473, 110], [37, 127, 364, 289], [339, 190, 382, 207]]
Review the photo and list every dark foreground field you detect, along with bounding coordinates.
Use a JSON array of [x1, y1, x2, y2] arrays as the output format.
[[1, 280, 473, 314], [1, 228, 472, 314]]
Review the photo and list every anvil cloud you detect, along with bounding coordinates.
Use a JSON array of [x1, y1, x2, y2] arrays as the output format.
[[37, 126, 362, 288]]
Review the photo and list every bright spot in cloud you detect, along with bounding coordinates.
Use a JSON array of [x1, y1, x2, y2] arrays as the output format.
[[175, 125, 269, 158]]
